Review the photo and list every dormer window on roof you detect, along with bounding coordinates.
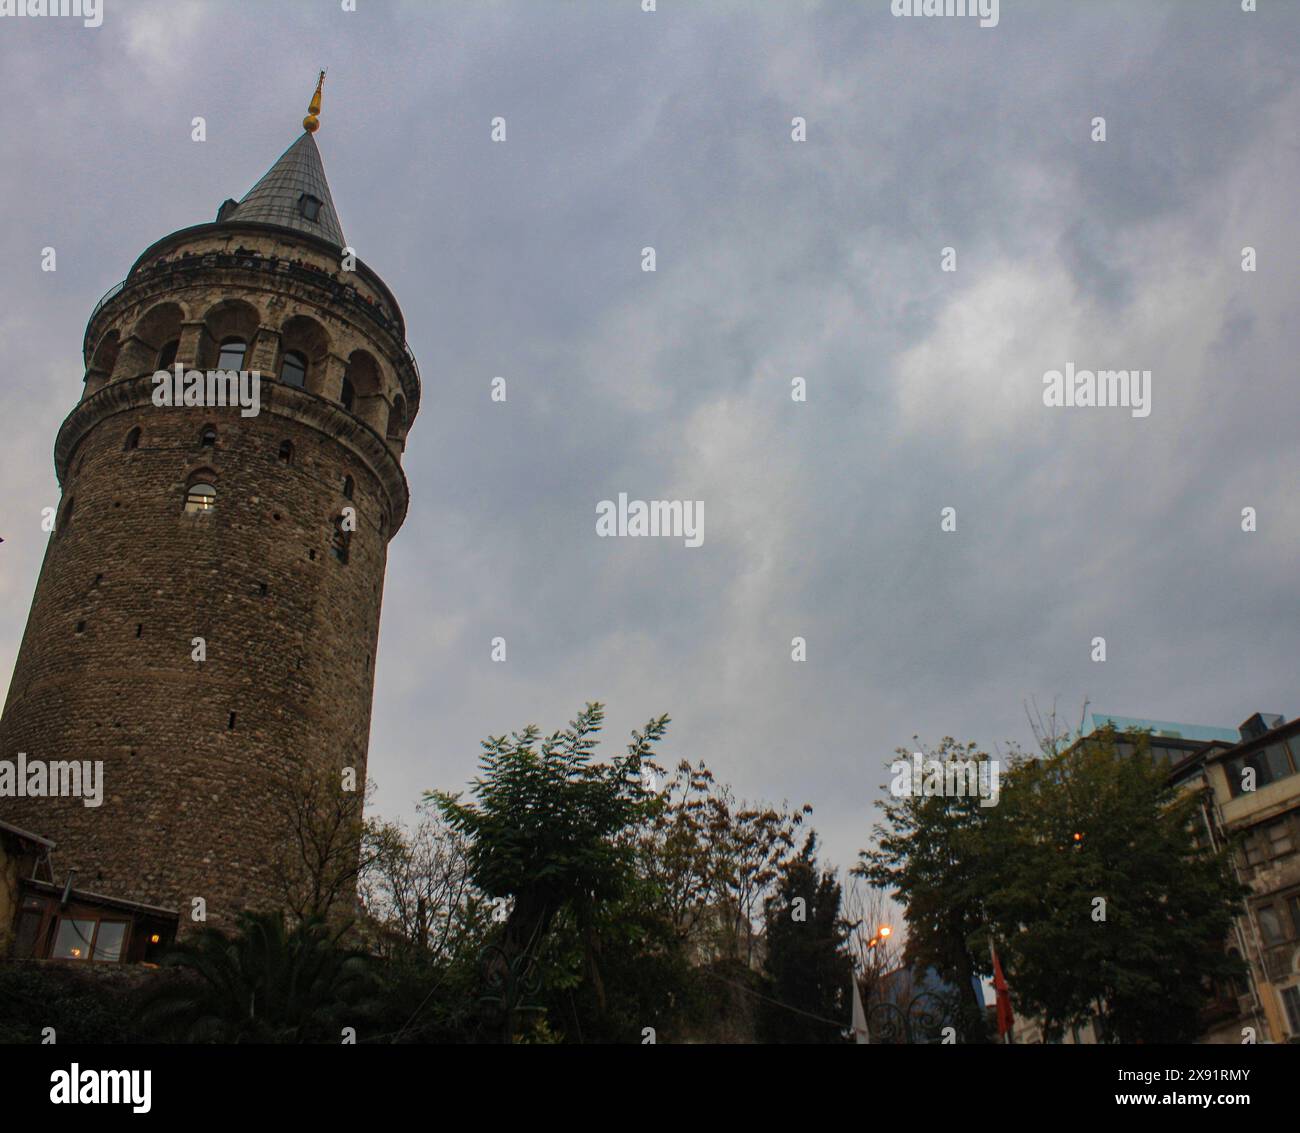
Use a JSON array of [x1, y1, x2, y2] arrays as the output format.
[[298, 194, 322, 222]]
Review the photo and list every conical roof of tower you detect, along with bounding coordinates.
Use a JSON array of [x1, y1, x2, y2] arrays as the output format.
[[223, 131, 346, 248]]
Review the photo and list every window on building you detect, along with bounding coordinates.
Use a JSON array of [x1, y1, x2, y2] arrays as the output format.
[[298, 194, 322, 221], [279, 440, 294, 464], [1268, 821, 1295, 859], [1258, 904, 1284, 945], [124, 427, 141, 451], [184, 482, 216, 513], [343, 475, 354, 500], [216, 337, 247, 371], [92, 921, 127, 962], [1226, 742, 1299, 797], [1264, 743, 1297, 780], [200, 426, 217, 447], [280, 350, 307, 388], [156, 339, 179, 370], [51, 918, 94, 960], [341, 376, 356, 412], [1282, 985, 1300, 1036], [1245, 836, 1263, 867], [50, 917, 127, 962]]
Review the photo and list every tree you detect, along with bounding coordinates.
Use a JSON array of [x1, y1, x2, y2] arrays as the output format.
[[843, 874, 902, 1005], [979, 727, 1248, 1043], [359, 803, 475, 963], [856, 738, 1000, 1041], [639, 759, 811, 966], [269, 761, 374, 925], [426, 702, 667, 1040], [137, 911, 378, 1043], [759, 833, 853, 1043]]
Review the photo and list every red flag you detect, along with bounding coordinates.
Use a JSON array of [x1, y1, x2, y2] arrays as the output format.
[[990, 941, 1015, 1039]]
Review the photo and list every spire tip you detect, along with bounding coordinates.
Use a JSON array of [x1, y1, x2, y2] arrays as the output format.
[[303, 70, 326, 134]]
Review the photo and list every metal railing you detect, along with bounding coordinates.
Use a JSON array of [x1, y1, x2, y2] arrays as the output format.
[[82, 254, 421, 388]]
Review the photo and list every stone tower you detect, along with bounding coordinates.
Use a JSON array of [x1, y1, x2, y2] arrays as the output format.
[[0, 82, 418, 932]]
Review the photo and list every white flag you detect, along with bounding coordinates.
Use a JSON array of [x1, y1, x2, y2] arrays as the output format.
[[851, 977, 870, 1044]]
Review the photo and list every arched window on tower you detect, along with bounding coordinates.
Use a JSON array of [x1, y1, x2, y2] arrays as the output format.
[[340, 376, 356, 412], [216, 337, 247, 371], [279, 440, 294, 465], [200, 425, 217, 448], [156, 339, 179, 371], [124, 427, 141, 451], [386, 395, 407, 443], [184, 481, 217, 514], [280, 350, 307, 389]]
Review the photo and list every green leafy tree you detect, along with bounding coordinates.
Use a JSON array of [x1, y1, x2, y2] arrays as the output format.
[[856, 738, 999, 1041], [980, 728, 1248, 1043], [427, 702, 667, 1040], [760, 833, 853, 1043], [136, 910, 379, 1043]]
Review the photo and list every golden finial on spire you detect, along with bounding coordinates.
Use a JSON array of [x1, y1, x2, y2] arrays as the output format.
[[303, 70, 326, 134]]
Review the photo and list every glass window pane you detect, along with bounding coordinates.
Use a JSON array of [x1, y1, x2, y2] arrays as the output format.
[[281, 352, 306, 388], [1258, 905, 1283, 944], [216, 339, 247, 370], [1284, 986, 1300, 1034], [52, 918, 96, 961], [184, 483, 216, 513], [1245, 749, 1277, 790], [1262, 743, 1294, 782], [92, 921, 126, 962]]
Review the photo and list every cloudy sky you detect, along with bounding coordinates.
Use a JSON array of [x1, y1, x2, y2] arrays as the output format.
[[0, 0, 1297, 880]]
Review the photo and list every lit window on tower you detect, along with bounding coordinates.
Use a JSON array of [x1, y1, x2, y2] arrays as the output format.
[[184, 483, 217, 513]]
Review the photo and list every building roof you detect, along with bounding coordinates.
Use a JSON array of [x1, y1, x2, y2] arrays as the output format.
[[222, 131, 346, 248], [1082, 712, 1241, 744], [0, 817, 55, 849]]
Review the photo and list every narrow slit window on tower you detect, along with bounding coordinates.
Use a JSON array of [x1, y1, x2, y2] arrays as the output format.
[[135, 624, 143, 638], [331, 516, 351, 564], [156, 340, 179, 371], [279, 440, 294, 464], [227, 712, 237, 731], [184, 482, 216, 514], [124, 427, 141, 451], [342, 475, 354, 500], [215, 337, 247, 371], [340, 376, 355, 412], [200, 425, 217, 447], [75, 620, 86, 635], [280, 351, 307, 389]]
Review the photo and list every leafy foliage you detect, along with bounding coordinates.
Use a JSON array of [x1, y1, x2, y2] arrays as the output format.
[[760, 833, 853, 1043], [136, 910, 380, 1043]]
